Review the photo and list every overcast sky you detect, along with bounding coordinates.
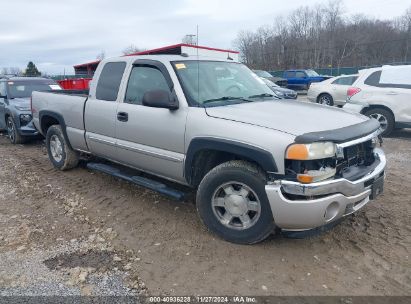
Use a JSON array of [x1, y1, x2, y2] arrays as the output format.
[[0, 0, 409, 75]]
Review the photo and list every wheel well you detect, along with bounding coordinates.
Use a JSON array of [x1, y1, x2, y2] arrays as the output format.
[[362, 105, 395, 122], [40, 115, 60, 134], [189, 149, 262, 187]]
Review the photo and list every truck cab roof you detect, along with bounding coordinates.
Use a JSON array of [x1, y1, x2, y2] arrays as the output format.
[[101, 54, 239, 65]]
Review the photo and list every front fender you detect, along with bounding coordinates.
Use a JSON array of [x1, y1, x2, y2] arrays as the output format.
[[184, 137, 278, 184]]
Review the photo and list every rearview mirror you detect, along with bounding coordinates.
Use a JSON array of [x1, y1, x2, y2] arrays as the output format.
[[142, 90, 178, 110]]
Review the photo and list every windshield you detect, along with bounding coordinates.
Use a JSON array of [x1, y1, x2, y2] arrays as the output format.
[[306, 70, 319, 77], [173, 61, 273, 106], [7, 81, 60, 98]]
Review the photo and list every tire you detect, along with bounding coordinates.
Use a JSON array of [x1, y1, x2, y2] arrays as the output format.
[[317, 93, 334, 106], [46, 125, 79, 170], [363, 108, 394, 137], [7, 116, 25, 144], [196, 160, 275, 244]]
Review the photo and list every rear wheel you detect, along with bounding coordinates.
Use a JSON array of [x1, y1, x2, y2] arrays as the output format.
[[317, 93, 334, 106], [7, 116, 25, 144], [363, 108, 394, 136], [196, 161, 275, 244], [46, 125, 79, 170]]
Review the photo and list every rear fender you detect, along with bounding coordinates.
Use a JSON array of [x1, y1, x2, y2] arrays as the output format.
[[39, 110, 73, 149]]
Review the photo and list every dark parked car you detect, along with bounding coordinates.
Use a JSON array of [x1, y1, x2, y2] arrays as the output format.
[[0, 77, 62, 144], [261, 78, 297, 99], [253, 70, 288, 87]]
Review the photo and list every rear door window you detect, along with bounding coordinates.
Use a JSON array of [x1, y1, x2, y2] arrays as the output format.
[[380, 66, 411, 89], [295, 71, 306, 78], [285, 71, 296, 78], [364, 71, 381, 87], [332, 76, 358, 85], [96, 62, 126, 101]]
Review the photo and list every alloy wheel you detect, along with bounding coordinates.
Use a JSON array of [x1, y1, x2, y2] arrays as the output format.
[[211, 182, 261, 230], [49, 135, 63, 162], [319, 95, 332, 105], [370, 113, 388, 131], [7, 118, 15, 143]]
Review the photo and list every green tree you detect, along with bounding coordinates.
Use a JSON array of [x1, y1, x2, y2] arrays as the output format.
[[24, 61, 41, 77]]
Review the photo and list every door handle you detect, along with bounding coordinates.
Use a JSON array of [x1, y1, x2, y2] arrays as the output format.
[[387, 92, 398, 95], [117, 112, 128, 122]]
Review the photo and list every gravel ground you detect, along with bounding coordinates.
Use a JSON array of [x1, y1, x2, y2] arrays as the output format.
[[0, 129, 410, 296]]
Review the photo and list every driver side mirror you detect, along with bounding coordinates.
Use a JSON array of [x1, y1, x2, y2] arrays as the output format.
[[142, 90, 179, 110]]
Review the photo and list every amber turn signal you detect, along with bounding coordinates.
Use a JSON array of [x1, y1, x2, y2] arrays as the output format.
[[297, 174, 314, 183], [286, 144, 309, 160]]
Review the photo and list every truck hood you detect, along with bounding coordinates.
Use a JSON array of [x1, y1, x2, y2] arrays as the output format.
[[205, 100, 369, 137], [9, 97, 31, 110]]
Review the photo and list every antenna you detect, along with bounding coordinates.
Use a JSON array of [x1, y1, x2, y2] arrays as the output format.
[[196, 25, 200, 105]]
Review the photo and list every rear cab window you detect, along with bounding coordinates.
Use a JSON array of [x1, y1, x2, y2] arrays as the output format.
[[96, 62, 127, 101]]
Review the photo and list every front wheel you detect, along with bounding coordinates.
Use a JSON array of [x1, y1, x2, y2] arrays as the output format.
[[7, 116, 25, 144], [46, 125, 79, 170], [196, 161, 275, 244]]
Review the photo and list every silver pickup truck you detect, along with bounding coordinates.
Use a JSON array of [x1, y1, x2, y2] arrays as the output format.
[[32, 54, 386, 244]]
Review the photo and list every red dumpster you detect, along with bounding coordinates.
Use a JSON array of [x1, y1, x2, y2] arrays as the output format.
[[57, 78, 91, 90]]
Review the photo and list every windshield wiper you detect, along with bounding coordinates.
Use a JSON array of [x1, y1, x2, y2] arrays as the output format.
[[248, 93, 276, 98], [202, 96, 252, 105]]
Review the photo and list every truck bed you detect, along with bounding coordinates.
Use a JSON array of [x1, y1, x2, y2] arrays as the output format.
[[32, 91, 89, 151]]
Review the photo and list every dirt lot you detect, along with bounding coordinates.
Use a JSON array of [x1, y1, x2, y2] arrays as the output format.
[[0, 131, 410, 296]]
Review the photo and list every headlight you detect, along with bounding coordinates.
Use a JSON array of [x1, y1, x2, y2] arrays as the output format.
[[286, 142, 336, 160], [19, 114, 32, 126], [274, 90, 284, 96]]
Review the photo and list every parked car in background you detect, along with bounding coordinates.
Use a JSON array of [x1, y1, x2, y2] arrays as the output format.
[[261, 78, 297, 99], [344, 65, 411, 136], [253, 70, 288, 87], [0, 77, 62, 143], [283, 69, 330, 90], [307, 74, 358, 106], [32, 53, 386, 244]]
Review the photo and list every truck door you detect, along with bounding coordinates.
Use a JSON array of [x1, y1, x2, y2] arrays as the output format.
[[0, 82, 7, 129], [115, 60, 187, 183], [84, 61, 126, 160], [284, 71, 296, 87], [295, 71, 307, 89]]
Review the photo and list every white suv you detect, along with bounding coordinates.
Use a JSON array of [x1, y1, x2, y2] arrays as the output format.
[[344, 65, 411, 136]]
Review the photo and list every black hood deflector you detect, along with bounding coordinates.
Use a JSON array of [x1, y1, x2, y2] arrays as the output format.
[[294, 118, 380, 144]]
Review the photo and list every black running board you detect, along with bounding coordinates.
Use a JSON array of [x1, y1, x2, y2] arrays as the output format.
[[87, 162, 186, 201]]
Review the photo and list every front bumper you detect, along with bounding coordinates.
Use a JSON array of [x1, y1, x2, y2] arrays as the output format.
[[265, 148, 386, 231], [19, 120, 39, 136]]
